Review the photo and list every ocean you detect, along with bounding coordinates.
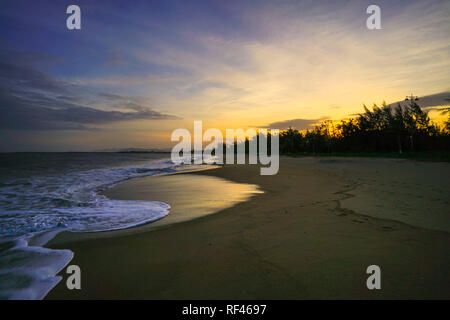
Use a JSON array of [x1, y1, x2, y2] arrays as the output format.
[[0, 152, 191, 299]]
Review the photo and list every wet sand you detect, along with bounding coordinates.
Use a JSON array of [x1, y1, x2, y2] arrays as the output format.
[[46, 157, 450, 299]]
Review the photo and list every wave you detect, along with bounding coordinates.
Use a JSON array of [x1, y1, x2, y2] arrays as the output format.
[[0, 159, 177, 237], [0, 156, 198, 299], [0, 229, 73, 300]]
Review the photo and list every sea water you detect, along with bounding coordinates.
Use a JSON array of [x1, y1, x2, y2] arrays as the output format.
[[0, 152, 193, 299]]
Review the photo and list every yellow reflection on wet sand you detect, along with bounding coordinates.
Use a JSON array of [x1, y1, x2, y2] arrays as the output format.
[[104, 173, 263, 228]]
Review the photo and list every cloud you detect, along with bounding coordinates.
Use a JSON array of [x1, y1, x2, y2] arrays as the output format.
[[35, 0, 448, 123], [105, 51, 130, 66], [261, 117, 329, 130], [387, 91, 450, 111], [0, 50, 64, 66], [0, 56, 180, 131], [0, 88, 179, 131], [117, 0, 450, 120], [0, 62, 71, 94]]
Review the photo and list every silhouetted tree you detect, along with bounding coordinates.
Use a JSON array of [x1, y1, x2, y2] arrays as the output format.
[[274, 100, 449, 154]]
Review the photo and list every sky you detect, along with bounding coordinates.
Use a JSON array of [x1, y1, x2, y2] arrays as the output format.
[[0, 0, 449, 151]]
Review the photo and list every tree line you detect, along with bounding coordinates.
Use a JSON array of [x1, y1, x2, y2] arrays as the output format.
[[277, 101, 450, 154]]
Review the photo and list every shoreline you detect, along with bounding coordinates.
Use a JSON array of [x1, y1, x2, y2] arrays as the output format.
[[46, 157, 450, 299], [49, 165, 262, 245]]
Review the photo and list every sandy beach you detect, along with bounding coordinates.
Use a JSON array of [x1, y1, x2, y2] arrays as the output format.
[[46, 156, 450, 299]]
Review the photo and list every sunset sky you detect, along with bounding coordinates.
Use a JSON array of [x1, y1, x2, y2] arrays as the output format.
[[0, 0, 449, 151]]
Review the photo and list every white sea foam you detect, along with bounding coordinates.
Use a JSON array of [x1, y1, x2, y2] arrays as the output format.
[[0, 156, 199, 299], [0, 158, 177, 237], [0, 230, 73, 300]]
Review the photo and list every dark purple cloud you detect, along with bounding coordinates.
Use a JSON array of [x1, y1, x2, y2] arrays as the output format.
[[0, 58, 180, 131], [261, 117, 329, 130]]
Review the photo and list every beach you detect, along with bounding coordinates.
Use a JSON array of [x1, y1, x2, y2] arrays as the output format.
[[46, 156, 450, 299]]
